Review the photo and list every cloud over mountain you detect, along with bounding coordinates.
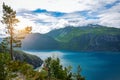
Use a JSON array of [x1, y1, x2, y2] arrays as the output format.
[[0, 0, 120, 34]]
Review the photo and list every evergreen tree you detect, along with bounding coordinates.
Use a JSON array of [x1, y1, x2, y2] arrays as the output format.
[[44, 57, 74, 80], [0, 38, 9, 53], [0, 53, 10, 80], [1, 3, 19, 60], [1, 3, 32, 60], [75, 65, 85, 80]]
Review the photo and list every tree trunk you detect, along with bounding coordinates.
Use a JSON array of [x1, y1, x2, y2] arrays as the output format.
[[10, 20, 13, 60], [10, 30, 13, 60]]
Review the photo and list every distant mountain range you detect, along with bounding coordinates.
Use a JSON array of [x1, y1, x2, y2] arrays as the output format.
[[22, 25, 120, 51]]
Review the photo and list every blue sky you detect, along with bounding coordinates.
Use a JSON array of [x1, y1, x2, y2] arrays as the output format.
[[0, 0, 120, 35]]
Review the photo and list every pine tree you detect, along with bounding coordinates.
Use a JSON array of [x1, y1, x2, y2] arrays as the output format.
[[1, 3, 19, 60], [76, 65, 85, 80]]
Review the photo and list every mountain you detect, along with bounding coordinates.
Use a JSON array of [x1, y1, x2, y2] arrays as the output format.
[[22, 33, 59, 50], [22, 25, 120, 51]]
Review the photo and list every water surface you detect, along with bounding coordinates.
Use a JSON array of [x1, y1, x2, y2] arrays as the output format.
[[24, 50, 120, 80]]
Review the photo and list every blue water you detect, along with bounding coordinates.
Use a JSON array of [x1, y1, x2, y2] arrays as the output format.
[[24, 50, 120, 80]]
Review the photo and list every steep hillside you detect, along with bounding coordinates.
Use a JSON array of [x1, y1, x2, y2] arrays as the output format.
[[0, 47, 43, 68], [22, 33, 59, 50], [22, 26, 120, 51], [13, 50, 43, 68], [63, 33, 120, 51], [47, 26, 120, 51], [47, 26, 120, 43]]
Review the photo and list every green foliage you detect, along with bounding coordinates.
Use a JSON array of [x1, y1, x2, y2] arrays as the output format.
[[2, 2, 19, 27], [13, 50, 43, 68], [44, 57, 85, 80], [0, 53, 45, 80], [53, 27, 120, 43], [74, 65, 85, 80], [0, 53, 10, 80], [0, 38, 9, 53], [0, 53, 85, 80], [44, 26, 120, 51], [0, 45, 43, 69], [1, 2, 19, 60]]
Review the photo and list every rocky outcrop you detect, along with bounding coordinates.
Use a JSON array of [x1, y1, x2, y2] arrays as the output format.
[[13, 50, 43, 68]]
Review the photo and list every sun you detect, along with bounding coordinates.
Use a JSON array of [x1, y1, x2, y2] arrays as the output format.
[[15, 26, 25, 31], [14, 16, 34, 31]]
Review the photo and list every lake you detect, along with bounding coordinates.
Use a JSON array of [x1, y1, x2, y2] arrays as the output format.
[[24, 50, 120, 80]]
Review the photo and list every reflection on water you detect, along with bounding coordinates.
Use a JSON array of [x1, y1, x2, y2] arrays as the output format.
[[24, 50, 120, 80]]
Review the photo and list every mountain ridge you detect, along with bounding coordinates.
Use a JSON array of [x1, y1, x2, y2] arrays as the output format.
[[22, 25, 120, 51]]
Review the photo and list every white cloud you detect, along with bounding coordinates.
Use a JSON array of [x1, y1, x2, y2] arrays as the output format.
[[55, 19, 69, 29], [16, 16, 53, 34], [20, 12, 99, 33], [98, 12, 120, 28], [0, 22, 6, 35], [37, 14, 58, 23], [98, 2, 120, 28], [16, 16, 36, 30], [0, 0, 118, 13], [0, 0, 84, 13], [0, 0, 120, 34]]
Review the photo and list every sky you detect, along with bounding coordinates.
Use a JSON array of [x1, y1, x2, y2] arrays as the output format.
[[0, 0, 120, 36]]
